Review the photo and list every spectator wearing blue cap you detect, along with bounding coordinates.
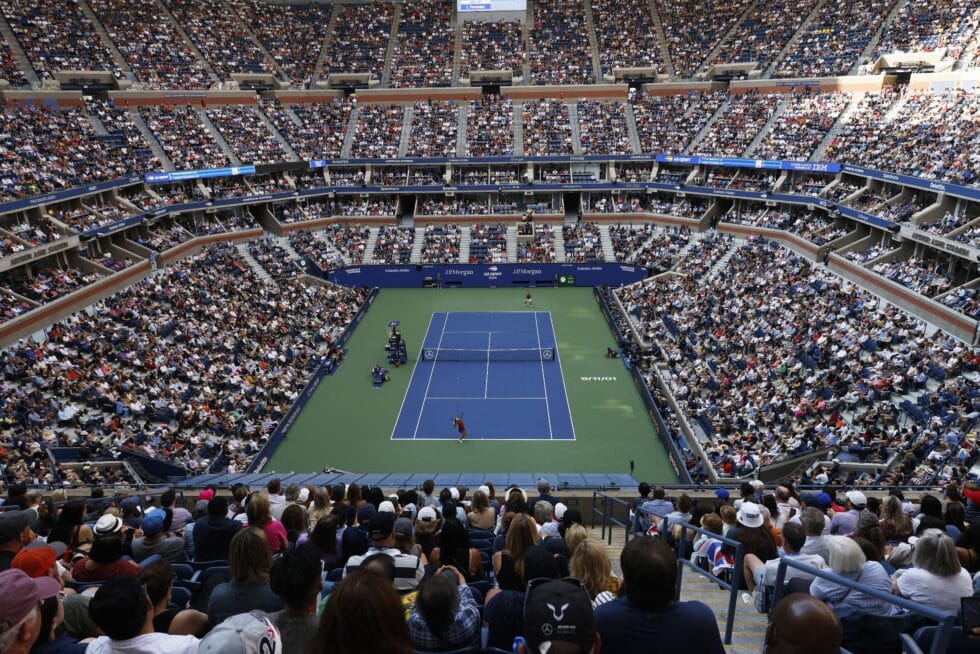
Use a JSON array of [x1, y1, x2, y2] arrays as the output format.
[[131, 510, 186, 563]]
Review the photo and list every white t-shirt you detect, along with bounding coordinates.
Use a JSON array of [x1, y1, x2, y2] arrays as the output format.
[[86, 633, 199, 654], [895, 567, 973, 615]]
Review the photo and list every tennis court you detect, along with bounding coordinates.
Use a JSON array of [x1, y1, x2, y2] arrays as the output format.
[[391, 311, 575, 440]]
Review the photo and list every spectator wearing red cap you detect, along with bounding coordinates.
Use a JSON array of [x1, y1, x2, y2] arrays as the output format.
[[0, 568, 61, 654]]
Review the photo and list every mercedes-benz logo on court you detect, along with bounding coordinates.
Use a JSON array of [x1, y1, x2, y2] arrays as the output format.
[[425, 349, 435, 359], [543, 350, 553, 360]]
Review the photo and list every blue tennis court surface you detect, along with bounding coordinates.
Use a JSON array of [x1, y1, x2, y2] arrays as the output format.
[[392, 312, 575, 441]]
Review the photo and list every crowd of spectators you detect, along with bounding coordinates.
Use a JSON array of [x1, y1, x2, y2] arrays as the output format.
[[590, 192, 649, 213], [617, 237, 975, 478], [0, 34, 26, 86], [162, 0, 276, 81], [389, 0, 454, 88], [591, 0, 664, 76], [205, 105, 290, 165], [522, 100, 573, 155], [330, 197, 396, 217], [621, 226, 690, 271], [351, 105, 405, 159], [871, 256, 955, 298], [875, 0, 980, 61], [248, 238, 300, 281], [262, 99, 353, 160], [0, 0, 118, 80], [578, 100, 633, 154], [372, 226, 414, 264], [1, 265, 100, 310], [563, 223, 603, 263], [324, 2, 394, 78], [87, 0, 211, 89], [753, 92, 851, 161], [418, 197, 488, 216], [656, 0, 753, 78], [708, 0, 818, 72], [609, 222, 655, 261], [232, 0, 329, 87], [922, 210, 972, 237], [407, 100, 459, 158], [289, 230, 346, 272], [465, 96, 515, 157], [469, 224, 507, 263], [632, 89, 727, 154], [419, 224, 460, 263], [696, 91, 782, 157], [88, 100, 162, 175], [459, 19, 525, 78], [517, 223, 556, 263], [955, 225, 980, 248], [674, 233, 730, 278], [323, 223, 370, 264], [528, 0, 594, 85], [772, 0, 892, 78], [139, 105, 230, 171], [826, 88, 979, 187]]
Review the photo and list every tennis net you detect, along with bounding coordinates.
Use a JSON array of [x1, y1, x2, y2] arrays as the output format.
[[421, 347, 556, 362]]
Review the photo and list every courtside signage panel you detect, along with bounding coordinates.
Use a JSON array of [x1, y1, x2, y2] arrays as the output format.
[[458, 0, 526, 11]]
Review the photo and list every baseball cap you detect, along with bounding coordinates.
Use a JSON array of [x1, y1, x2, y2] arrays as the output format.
[[11, 545, 56, 578], [367, 511, 395, 539], [417, 506, 438, 522], [27, 540, 67, 559], [393, 517, 414, 541], [523, 545, 560, 581], [297, 488, 310, 503], [197, 489, 215, 501], [554, 503, 568, 520], [449, 487, 460, 500], [715, 488, 730, 500], [524, 579, 596, 653], [737, 502, 764, 528], [378, 501, 396, 514], [0, 510, 30, 543], [815, 492, 833, 508], [94, 514, 123, 536], [356, 504, 376, 525], [478, 485, 491, 496], [198, 611, 282, 654], [845, 491, 867, 508], [0, 569, 60, 631], [141, 510, 165, 536]]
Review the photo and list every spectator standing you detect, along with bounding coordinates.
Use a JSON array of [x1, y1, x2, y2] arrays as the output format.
[[191, 496, 241, 562], [595, 536, 725, 654]]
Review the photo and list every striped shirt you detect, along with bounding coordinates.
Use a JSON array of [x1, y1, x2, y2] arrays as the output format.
[[344, 547, 425, 592]]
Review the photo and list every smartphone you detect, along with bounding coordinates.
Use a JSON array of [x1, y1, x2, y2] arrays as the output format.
[[961, 597, 980, 631]]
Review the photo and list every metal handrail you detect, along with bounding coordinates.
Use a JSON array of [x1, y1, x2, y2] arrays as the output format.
[[673, 521, 745, 645], [771, 556, 957, 654], [590, 491, 633, 545]]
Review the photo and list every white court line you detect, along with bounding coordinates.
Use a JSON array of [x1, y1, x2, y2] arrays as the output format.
[[390, 311, 435, 441], [427, 397, 549, 401], [412, 312, 449, 439], [484, 332, 491, 399], [533, 311, 554, 439], [545, 312, 577, 441]]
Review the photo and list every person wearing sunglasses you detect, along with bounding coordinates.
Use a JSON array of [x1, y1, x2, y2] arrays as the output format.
[[514, 577, 600, 654]]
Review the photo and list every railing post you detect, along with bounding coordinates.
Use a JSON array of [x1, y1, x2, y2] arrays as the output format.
[[675, 524, 687, 600], [605, 497, 613, 545], [725, 544, 744, 645]]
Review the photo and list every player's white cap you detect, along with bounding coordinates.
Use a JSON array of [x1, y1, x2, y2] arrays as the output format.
[[479, 485, 491, 496], [449, 487, 460, 500]]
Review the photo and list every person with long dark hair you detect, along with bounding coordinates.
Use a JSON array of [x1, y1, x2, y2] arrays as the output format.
[[408, 567, 481, 652], [305, 569, 413, 654], [46, 502, 92, 556], [429, 519, 483, 582]]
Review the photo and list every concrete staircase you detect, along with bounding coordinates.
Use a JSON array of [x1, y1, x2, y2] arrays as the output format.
[[597, 224, 616, 261], [743, 95, 793, 158], [221, 0, 287, 81], [553, 228, 567, 263], [364, 227, 381, 264], [582, 0, 603, 83], [86, 113, 109, 136], [154, 0, 221, 86], [568, 102, 584, 155], [647, 0, 674, 78], [707, 241, 739, 277], [456, 104, 469, 156], [522, 3, 533, 83], [513, 102, 525, 156], [128, 108, 175, 171], [195, 108, 242, 166], [235, 243, 276, 285], [381, 4, 402, 87], [77, 0, 135, 82], [252, 106, 299, 161], [765, 0, 828, 77], [811, 93, 862, 161], [340, 106, 360, 158], [855, 0, 907, 74], [410, 226, 426, 263], [451, 4, 463, 85], [624, 102, 643, 154], [506, 225, 518, 263], [398, 104, 415, 157], [458, 228, 471, 263], [314, 230, 351, 266], [312, 5, 341, 86], [697, 4, 753, 78], [0, 13, 38, 86], [685, 97, 731, 155], [956, 30, 980, 70], [276, 237, 304, 265]]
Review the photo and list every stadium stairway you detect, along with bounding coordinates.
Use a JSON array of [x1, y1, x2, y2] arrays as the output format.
[[195, 108, 243, 167], [956, 31, 980, 70], [456, 104, 468, 157], [685, 97, 731, 155], [513, 102, 524, 156], [411, 226, 426, 263], [582, 0, 602, 83], [380, 4, 401, 87], [222, 0, 286, 82], [0, 14, 37, 86], [235, 243, 276, 285], [340, 106, 360, 158], [458, 227, 471, 262], [398, 104, 415, 157], [253, 106, 299, 161], [624, 103, 643, 155], [597, 224, 616, 261], [857, 0, 908, 75], [699, 4, 753, 78], [764, 0, 829, 77], [811, 94, 862, 162], [647, 0, 675, 78], [77, 0, 136, 82], [506, 225, 518, 263], [451, 4, 463, 85], [364, 227, 381, 264], [522, 3, 532, 83], [314, 230, 351, 266], [276, 237, 304, 267], [553, 228, 567, 263], [743, 95, 793, 158], [154, 0, 221, 86], [311, 4, 342, 87], [590, 525, 767, 653], [568, 102, 584, 156], [129, 108, 175, 171]]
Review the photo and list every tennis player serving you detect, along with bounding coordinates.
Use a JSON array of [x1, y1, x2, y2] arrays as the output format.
[[453, 413, 468, 445]]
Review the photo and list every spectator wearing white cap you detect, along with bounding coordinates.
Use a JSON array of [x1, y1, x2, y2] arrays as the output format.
[[831, 491, 866, 536], [722, 503, 778, 590], [415, 507, 441, 560], [198, 612, 282, 654]]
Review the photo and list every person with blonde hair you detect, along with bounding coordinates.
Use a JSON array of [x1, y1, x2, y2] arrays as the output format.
[[493, 513, 537, 591], [564, 523, 589, 557], [307, 487, 333, 529], [570, 539, 620, 607], [246, 492, 288, 554], [879, 495, 912, 543], [893, 528, 971, 615]]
